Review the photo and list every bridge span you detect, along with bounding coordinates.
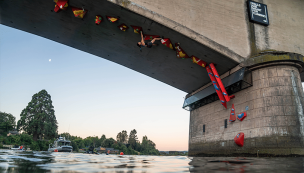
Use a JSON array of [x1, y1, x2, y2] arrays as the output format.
[[1, 0, 304, 156]]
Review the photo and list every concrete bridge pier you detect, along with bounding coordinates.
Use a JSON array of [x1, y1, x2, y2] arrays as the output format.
[[189, 52, 304, 156]]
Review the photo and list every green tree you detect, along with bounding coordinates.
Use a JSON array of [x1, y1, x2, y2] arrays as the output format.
[[71, 141, 79, 152], [116, 130, 128, 144], [102, 138, 115, 148], [128, 129, 138, 149], [17, 90, 58, 141], [0, 112, 16, 135]]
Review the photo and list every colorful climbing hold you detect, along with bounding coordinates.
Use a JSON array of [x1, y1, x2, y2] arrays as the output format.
[[206, 66, 227, 109], [144, 34, 160, 41], [229, 104, 236, 122], [95, 15, 103, 25], [54, 0, 68, 13], [191, 56, 207, 68], [106, 16, 119, 23], [130, 25, 143, 34], [71, 7, 87, 18], [209, 63, 231, 102], [161, 38, 174, 50], [234, 132, 244, 147], [117, 23, 129, 31], [175, 43, 189, 59], [237, 112, 247, 121]]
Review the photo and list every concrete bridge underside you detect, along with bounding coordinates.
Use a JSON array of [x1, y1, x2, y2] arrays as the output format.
[[0, 0, 240, 93]]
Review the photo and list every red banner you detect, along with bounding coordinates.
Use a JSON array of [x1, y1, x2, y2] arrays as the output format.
[[206, 66, 227, 109], [191, 56, 207, 68]]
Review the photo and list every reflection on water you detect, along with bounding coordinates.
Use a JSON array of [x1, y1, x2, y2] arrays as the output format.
[[0, 149, 304, 172]]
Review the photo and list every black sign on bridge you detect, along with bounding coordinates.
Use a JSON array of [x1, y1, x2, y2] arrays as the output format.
[[248, 0, 269, 26]]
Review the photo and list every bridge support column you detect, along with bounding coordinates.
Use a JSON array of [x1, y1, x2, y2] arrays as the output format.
[[189, 52, 304, 156]]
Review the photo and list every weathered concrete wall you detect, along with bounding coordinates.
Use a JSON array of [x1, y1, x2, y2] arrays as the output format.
[[253, 0, 304, 56], [189, 64, 304, 156], [113, 0, 304, 59]]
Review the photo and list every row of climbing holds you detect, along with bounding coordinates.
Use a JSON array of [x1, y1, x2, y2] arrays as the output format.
[[229, 104, 247, 122], [52, 1, 231, 109], [229, 104, 247, 147]]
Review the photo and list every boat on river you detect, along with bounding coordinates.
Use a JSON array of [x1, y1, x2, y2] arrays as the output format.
[[48, 137, 73, 152]]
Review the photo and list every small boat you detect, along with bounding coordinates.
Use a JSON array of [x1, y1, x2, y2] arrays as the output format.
[[11, 145, 24, 150], [48, 137, 73, 152]]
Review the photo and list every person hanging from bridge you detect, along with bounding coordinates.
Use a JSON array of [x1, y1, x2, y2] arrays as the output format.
[[137, 31, 162, 51]]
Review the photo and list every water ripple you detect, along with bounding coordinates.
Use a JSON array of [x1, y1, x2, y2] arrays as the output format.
[[1, 149, 304, 172]]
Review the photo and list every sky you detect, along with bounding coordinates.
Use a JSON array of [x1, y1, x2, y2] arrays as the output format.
[[0, 25, 189, 151]]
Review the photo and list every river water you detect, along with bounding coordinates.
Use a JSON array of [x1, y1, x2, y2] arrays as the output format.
[[0, 149, 303, 172]]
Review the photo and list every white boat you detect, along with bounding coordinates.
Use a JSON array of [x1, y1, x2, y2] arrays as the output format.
[[11, 145, 24, 150], [48, 137, 73, 152]]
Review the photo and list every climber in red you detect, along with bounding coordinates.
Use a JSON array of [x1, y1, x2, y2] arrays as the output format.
[[137, 31, 162, 51]]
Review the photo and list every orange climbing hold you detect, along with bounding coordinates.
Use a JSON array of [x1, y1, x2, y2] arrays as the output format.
[[161, 38, 174, 50], [175, 43, 189, 59], [71, 7, 87, 19], [106, 16, 119, 23], [144, 34, 160, 41], [54, 0, 68, 12], [95, 15, 103, 25], [130, 25, 143, 34], [191, 56, 207, 67], [234, 132, 244, 147], [118, 24, 129, 31], [229, 104, 236, 122]]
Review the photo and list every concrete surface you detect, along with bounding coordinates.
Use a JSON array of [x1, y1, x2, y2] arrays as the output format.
[[189, 63, 304, 156], [116, 0, 304, 59], [0, 0, 239, 93]]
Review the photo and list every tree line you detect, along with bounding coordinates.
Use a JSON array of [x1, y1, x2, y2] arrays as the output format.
[[0, 89, 159, 155]]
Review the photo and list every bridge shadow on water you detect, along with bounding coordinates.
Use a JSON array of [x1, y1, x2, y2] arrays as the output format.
[[0, 149, 304, 172]]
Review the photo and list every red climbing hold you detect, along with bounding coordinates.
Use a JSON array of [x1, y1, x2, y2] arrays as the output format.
[[130, 25, 143, 34], [206, 66, 227, 109], [106, 16, 119, 23], [229, 104, 236, 122], [234, 132, 244, 147], [144, 34, 160, 41], [54, 0, 68, 13], [71, 7, 87, 19], [175, 43, 189, 59], [209, 63, 231, 102], [161, 38, 174, 50], [191, 56, 207, 68], [118, 24, 129, 31], [237, 112, 247, 121], [95, 15, 103, 25]]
